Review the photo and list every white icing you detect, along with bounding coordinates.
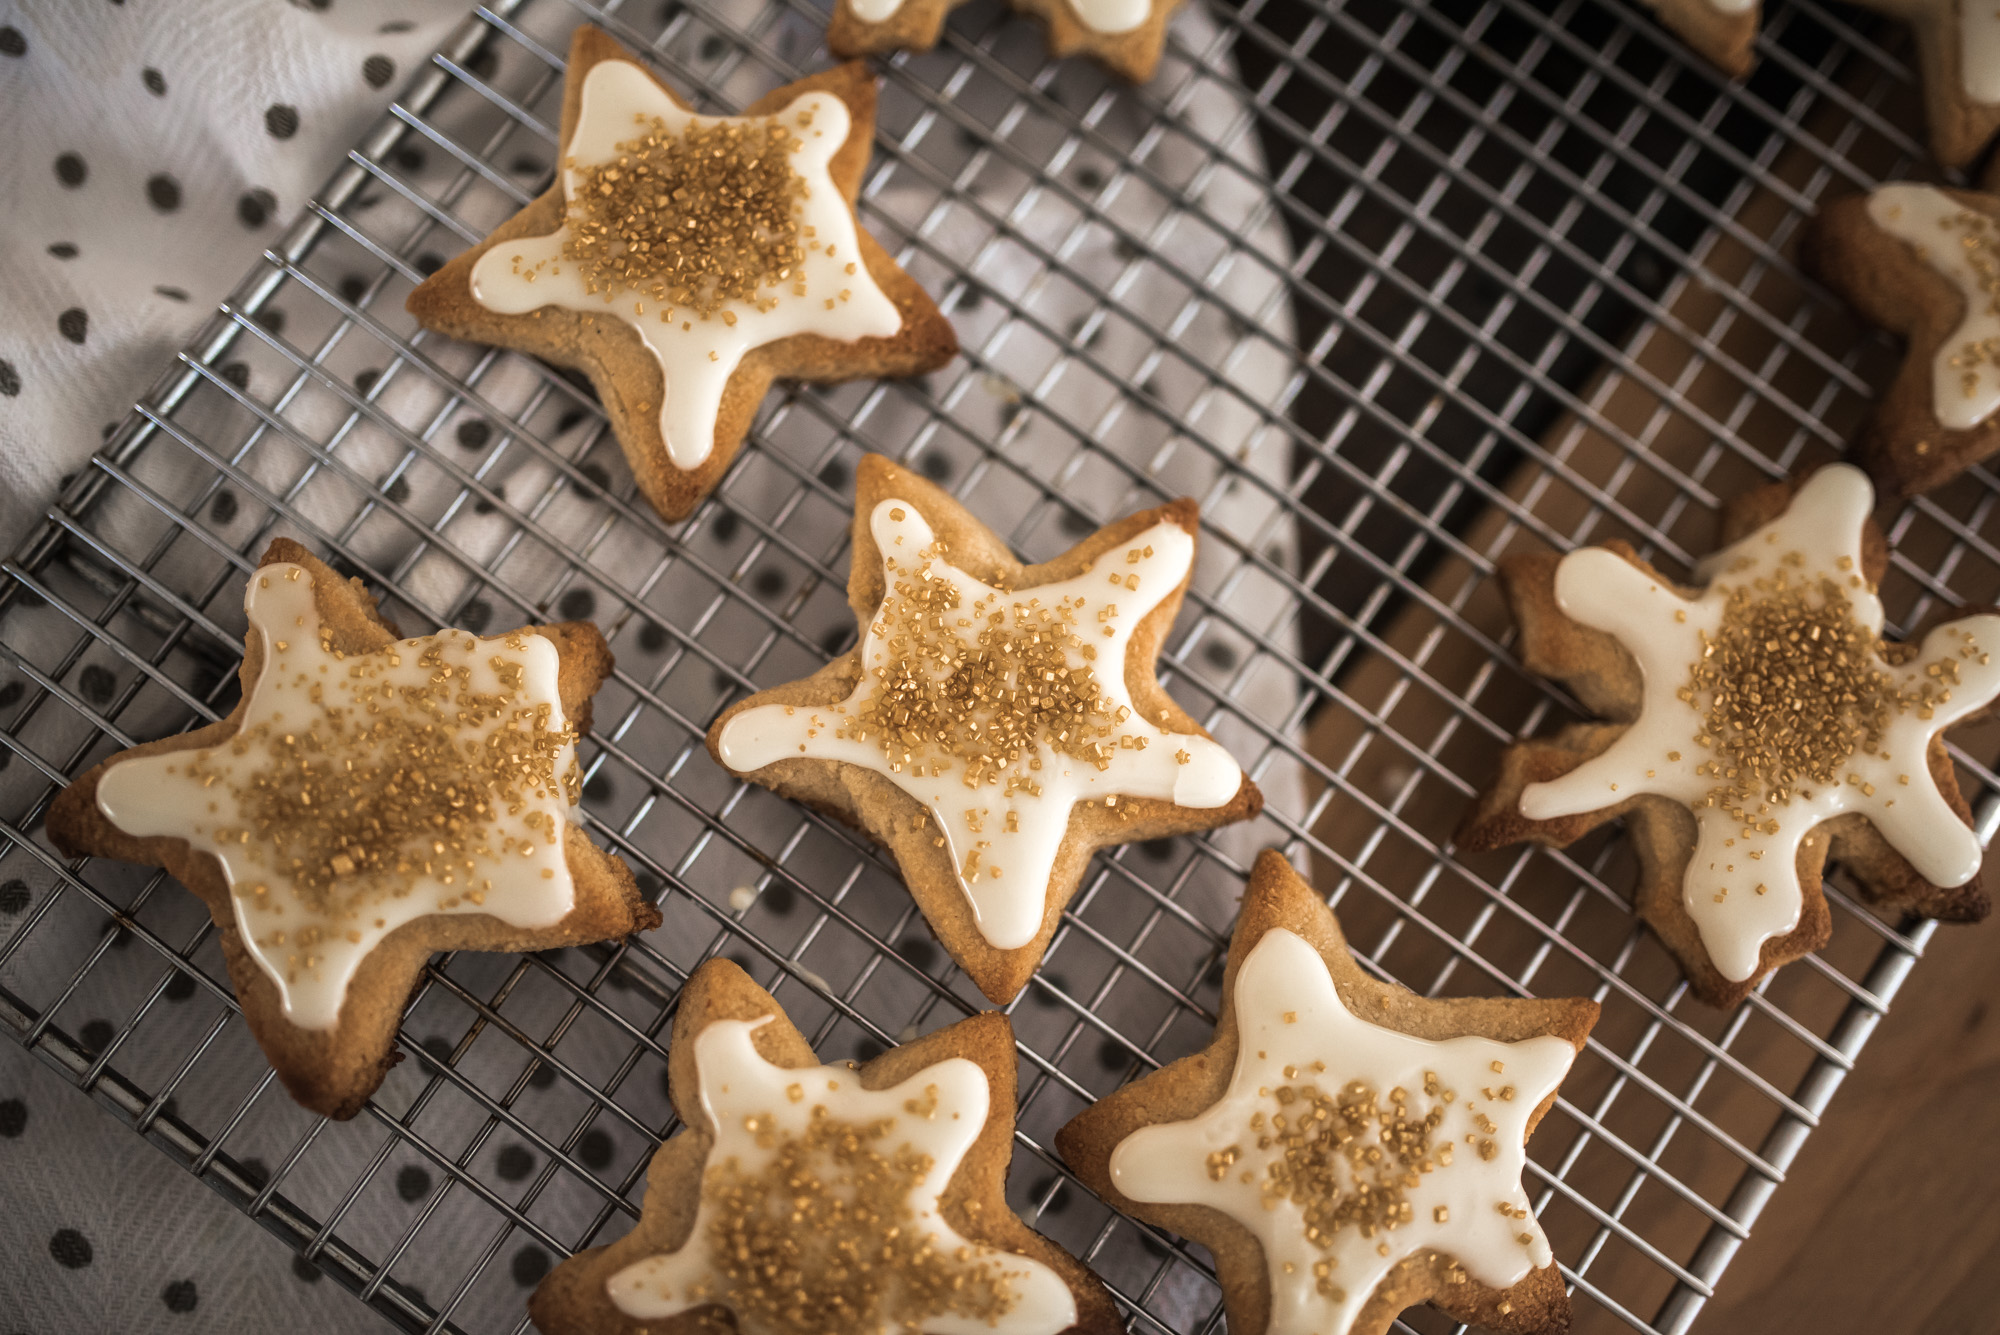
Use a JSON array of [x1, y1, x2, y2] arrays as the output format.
[[850, 0, 907, 21], [96, 564, 579, 1030], [605, 1017, 1078, 1334], [1694, 0, 1756, 16], [1521, 465, 2000, 982], [1965, 0, 2000, 102], [847, 0, 1149, 33], [1110, 929, 1576, 1335], [716, 499, 1243, 951], [1866, 184, 2000, 432], [470, 61, 901, 470]]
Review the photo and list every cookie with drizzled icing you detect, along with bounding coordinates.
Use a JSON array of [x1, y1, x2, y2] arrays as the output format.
[[706, 454, 1262, 1003], [1458, 464, 2000, 1007], [1806, 184, 2000, 500], [827, 0, 1180, 84], [46, 539, 659, 1118], [1636, 0, 1999, 167], [528, 957, 1121, 1335], [406, 26, 956, 524], [1056, 850, 1599, 1335]]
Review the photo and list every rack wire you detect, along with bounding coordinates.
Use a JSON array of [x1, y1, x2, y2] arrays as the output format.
[[2, 0, 1995, 1330]]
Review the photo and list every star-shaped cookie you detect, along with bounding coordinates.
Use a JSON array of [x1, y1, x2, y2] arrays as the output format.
[[707, 454, 1261, 1003], [1640, 0, 1999, 167], [46, 539, 660, 1119], [827, 0, 1180, 84], [1458, 465, 2000, 1007], [1806, 184, 2000, 500], [406, 26, 957, 524], [528, 957, 1122, 1335], [1056, 850, 1598, 1335]]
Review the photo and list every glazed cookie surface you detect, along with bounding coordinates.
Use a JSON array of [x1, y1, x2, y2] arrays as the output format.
[[406, 26, 956, 524], [1057, 849, 1598, 1335], [528, 958, 1121, 1335], [707, 454, 1262, 1003], [828, 0, 1179, 84], [45, 540, 659, 1118], [1806, 184, 2000, 500], [1641, 0, 1998, 166], [1459, 464, 2000, 1007]]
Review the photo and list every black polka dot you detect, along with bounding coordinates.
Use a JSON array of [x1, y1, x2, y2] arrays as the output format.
[[220, 361, 251, 390], [752, 568, 786, 598], [637, 620, 667, 652], [414, 251, 444, 276], [958, 283, 986, 312], [384, 477, 411, 504], [0, 1098, 25, 1137], [49, 1229, 92, 1269], [0, 682, 20, 708], [711, 510, 741, 543], [80, 663, 115, 704], [146, 174, 181, 212], [380, 19, 415, 34], [265, 103, 300, 139], [291, 1255, 322, 1283], [576, 461, 612, 495], [1203, 641, 1238, 670], [509, 154, 545, 176], [511, 1245, 550, 1287], [55, 153, 86, 187], [699, 35, 726, 60], [0, 26, 25, 56], [583, 774, 615, 807], [162, 1279, 197, 1313], [528, 1062, 557, 1090], [557, 587, 596, 621], [918, 453, 953, 482], [817, 458, 850, 489], [164, 971, 197, 1002], [465, 46, 498, 78], [142, 67, 166, 96], [354, 368, 381, 394], [58, 308, 88, 344], [496, 1143, 534, 1181], [81, 1019, 114, 1054], [255, 308, 286, 334], [458, 599, 492, 633], [1097, 1037, 1130, 1071], [0, 879, 28, 914], [0, 360, 19, 397], [1140, 838, 1174, 861], [419, 1035, 453, 1067], [853, 1038, 884, 1063], [337, 273, 368, 304], [819, 626, 851, 657], [455, 419, 491, 450], [48, 242, 78, 259], [154, 285, 188, 302], [237, 188, 276, 228], [898, 936, 937, 969], [392, 144, 424, 172], [1076, 166, 1105, 191], [362, 53, 395, 88], [395, 1164, 432, 1201], [473, 497, 497, 516], [1059, 509, 1094, 537]]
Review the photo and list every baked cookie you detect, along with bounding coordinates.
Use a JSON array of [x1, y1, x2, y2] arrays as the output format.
[[1641, 0, 1999, 167], [828, 0, 1178, 84], [529, 957, 1122, 1335], [706, 454, 1262, 1003], [1458, 464, 2000, 1008], [1056, 849, 1598, 1335], [1806, 183, 2000, 500], [406, 27, 957, 524], [46, 539, 659, 1119]]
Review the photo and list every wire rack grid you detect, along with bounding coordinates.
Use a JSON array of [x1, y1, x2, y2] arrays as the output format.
[[4, 0, 1998, 1330]]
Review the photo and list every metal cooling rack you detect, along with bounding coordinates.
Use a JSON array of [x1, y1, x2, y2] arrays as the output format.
[[4, 0, 1997, 1331]]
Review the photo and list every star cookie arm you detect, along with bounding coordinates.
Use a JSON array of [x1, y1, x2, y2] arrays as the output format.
[[1901, 0, 2000, 168], [47, 540, 658, 1120], [1804, 187, 2000, 500], [1638, 0, 1758, 78]]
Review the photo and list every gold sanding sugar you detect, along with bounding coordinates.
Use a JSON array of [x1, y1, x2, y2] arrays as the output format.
[[563, 115, 808, 317], [188, 636, 579, 931], [846, 545, 1146, 788], [691, 1105, 1022, 1333], [1234, 1077, 1450, 1297], [1679, 568, 1953, 821], [1938, 208, 2000, 400]]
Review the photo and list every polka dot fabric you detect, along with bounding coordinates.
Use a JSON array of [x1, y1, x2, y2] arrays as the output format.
[[0, 0, 461, 558]]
